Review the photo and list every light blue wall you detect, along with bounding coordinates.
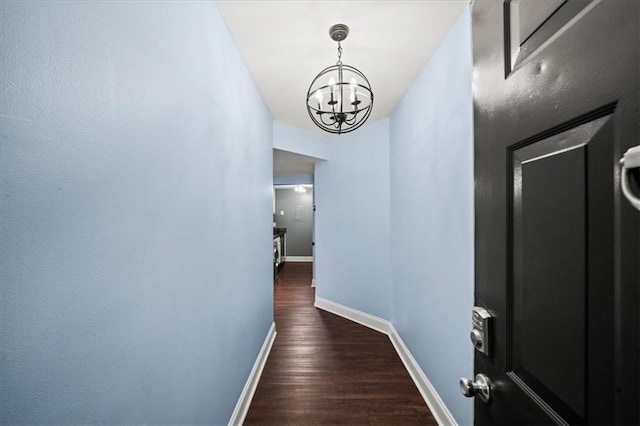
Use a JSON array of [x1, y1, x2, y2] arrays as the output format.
[[0, 2, 273, 424], [273, 121, 329, 161], [315, 119, 391, 320], [274, 174, 314, 185], [390, 8, 474, 425]]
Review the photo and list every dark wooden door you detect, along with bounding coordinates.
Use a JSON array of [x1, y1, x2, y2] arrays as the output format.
[[471, 0, 639, 424]]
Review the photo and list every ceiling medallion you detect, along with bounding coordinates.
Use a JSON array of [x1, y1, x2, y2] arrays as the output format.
[[306, 24, 374, 135]]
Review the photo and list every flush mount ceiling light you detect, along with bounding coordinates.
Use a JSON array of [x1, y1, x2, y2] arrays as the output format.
[[306, 24, 374, 135]]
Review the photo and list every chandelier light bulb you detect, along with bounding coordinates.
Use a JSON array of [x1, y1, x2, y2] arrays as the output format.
[[314, 90, 323, 109], [349, 78, 358, 105]]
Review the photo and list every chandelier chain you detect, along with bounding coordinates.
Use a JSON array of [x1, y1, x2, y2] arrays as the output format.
[[337, 41, 342, 63]]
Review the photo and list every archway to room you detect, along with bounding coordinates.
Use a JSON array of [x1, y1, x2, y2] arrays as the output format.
[[272, 148, 324, 290]]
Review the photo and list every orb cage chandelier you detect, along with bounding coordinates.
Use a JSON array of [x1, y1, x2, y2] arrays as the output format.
[[306, 24, 374, 135]]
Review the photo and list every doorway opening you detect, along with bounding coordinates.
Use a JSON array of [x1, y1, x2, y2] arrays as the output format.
[[273, 184, 314, 285]]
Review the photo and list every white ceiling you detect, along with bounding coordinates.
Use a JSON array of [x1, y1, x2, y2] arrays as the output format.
[[217, 1, 468, 135]]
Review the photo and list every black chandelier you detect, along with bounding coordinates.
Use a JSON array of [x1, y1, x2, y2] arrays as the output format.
[[306, 24, 374, 135]]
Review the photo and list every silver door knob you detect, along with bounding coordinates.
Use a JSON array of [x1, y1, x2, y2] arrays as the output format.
[[459, 374, 492, 403]]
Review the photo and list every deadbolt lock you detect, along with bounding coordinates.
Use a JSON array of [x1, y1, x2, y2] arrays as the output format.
[[471, 306, 493, 356]]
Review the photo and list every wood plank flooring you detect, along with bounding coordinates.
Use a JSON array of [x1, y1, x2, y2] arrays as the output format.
[[244, 262, 437, 425]]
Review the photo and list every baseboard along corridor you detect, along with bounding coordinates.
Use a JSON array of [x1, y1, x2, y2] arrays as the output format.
[[244, 262, 436, 424]]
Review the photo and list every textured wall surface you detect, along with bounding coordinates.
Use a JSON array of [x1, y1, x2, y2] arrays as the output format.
[[273, 121, 329, 161], [314, 119, 391, 320], [0, 2, 273, 424], [273, 174, 314, 185], [390, 8, 474, 425]]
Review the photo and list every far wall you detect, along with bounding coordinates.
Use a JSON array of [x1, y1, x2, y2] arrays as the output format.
[[314, 118, 391, 321], [275, 188, 313, 257]]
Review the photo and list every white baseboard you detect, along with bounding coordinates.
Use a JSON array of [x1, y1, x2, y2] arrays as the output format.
[[314, 296, 390, 335], [284, 256, 313, 262], [388, 324, 456, 426], [228, 322, 276, 426], [311, 278, 316, 288], [314, 296, 456, 426]]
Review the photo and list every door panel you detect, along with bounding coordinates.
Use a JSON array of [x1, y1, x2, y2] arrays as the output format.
[[472, 0, 639, 424], [515, 144, 587, 421], [512, 0, 565, 45], [510, 114, 615, 424], [506, 0, 590, 74]]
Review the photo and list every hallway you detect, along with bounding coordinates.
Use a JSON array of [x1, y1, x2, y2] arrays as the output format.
[[245, 263, 436, 424]]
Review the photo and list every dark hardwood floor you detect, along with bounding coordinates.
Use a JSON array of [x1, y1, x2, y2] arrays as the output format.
[[244, 262, 437, 425]]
